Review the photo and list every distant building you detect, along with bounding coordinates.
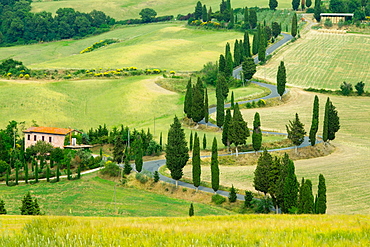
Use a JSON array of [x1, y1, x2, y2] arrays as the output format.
[[320, 13, 354, 24], [23, 126, 91, 149]]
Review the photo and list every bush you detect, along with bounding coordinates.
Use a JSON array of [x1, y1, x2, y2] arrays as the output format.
[[212, 194, 226, 205], [244, 191, 254, 208], [324, 18, 333, 28], [228, 185, 237, 203], [153, 171, 160, 182], [100, 161, 120, 177], [257, 99, 266, 107], [135, 172, 149, 184], [355, 81, 365, 96], [340, 81, 353, 96]]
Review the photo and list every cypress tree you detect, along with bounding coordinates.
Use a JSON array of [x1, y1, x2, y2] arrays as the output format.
[[252, 112, 262, 153], [203, 134, 207, 150], [184, 78, 193, 118], [258, 31, 266, 62], [244, 191, 253, 208], [228, 8, 234, 29], [317, 174, 327, 214], [20, 192, 34, 215], [309, 95, 319, 146], [328, 99, 340, 142], [211, 137, 219, 193], [291, 13, 298, 37], [15, 161, 19, 185], [244, 32, 251, 57], [204, 87, 209, 124], [192, 133, 201, 191], [194, 1, 203, 19], [24, 162, 28, 184], [35, 159, 39, 183], [242, 57, 256, 81], [229, 184, 237, 202], [222, 108, 232, 151], [306, 0, 312, 7], [323, 97, 330, 143], [249, 9, 257, 29], [216, 75, 225, 128], [314, 0, 321, 22], [292, 0, 300, 10], [189, 203, 194, 216], [6, 168, 9, 186], [0, 199, 6, 214], [286, 113, 306, 153], [123, 147, 132, 175], [208, 7, 212, 22], [300, 179, 315, 213], [239, 39, 245, 62], [46, 164, 50, 182], [202, 4, 208, 22], [56, 163, 60, 182], [160, 132, 163, 150], [67, 160, 71, 180], [298, 177, 305, 212], [192, 77, 205, 123], [277, 61, 286, 100], [189, 131, 193, 151], [225, 43, 234, 77], [229, 103, 250, 156], [282, 155, 299, 213], [135, 138, 143, 172], [230, 91, 235, 109], [252, 32, 258, 55], [165, 116, 189, 187], [314, 194, 318, 214], [254, 149, 273, 196], [153, 171, 160, 182], [244, 7, 249, 29], [233, 40, 240, 67], [219, 54, 226, 74], [269, 0, 278, 10]]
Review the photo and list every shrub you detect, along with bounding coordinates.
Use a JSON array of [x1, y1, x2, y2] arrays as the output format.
[[324, 19, 333, 28], [355, 81, 365, 96], [340, 82, 353, 96], [153, 171, 160, 182], [228, 185, 237, 203], [257, 99, 266, 107], [212, 194, 226, 205], [244, 191, 254, 208], [100, 161, 120, 177], [135, 173, 148, 184]]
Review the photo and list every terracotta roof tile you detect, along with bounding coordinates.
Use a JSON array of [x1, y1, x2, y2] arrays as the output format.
[[23, 127, 74, 135]]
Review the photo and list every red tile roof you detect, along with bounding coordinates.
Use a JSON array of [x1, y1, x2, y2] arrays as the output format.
[[23, 127, 74, 135]]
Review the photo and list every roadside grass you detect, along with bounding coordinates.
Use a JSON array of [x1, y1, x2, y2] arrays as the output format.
[[31, 0, 293, 20], [0, 22, 245, 72], [255, 31, 370, 90], [1, 214, 369, 245], [0, 172, 231, 217], [211, 88, 370, 214]]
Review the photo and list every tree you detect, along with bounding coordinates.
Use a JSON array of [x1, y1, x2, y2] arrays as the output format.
[[194, 1, 203, 20], [254, 150, 273, 196], [292, 0, 300, 10], [211, 137, 219, 193], [229, 185, 237, 202], [202, 4, 208, 22], [301, 0, 306, 9], [244, 191, 254, 208], [272, 22, 281, 38], [34, 159, 39, 183], [184, 78, 193, 118], [249, 9, 257, 29], [299, 179, 315, 214], [189, 132, 193, 152], [15, 161, 19, 185], [192, 133, 201, 191], [269, 0, 279, 10], [153, 171, 160, 182], [291, 13, 298, 37], [6, 168, 9, 186], [317, 174, 327, 214], [309, 95, 319, 146], [222, 109, 232, 151], [314, 0, 322, 22], [252, 32, 258, 55], [204, 87, 209, 123], [243, 31, 251, 57], [113, 136, 125, 163], [134, 138, 143, 172], [277, 61, 287, 100], [242, 57, 257, 81], [123, 147, 132, 175], [207, 7, 212, 22], [192, 77, 205, 123], [203, 134, 207, 150], [139, 8, 157, 23], [233, 40, 240, 67], [286, 113, 306, 153], [20, 192, 41, 215], [229, 103, 249, 156], [0, 199, 6, 214], [306, 0, 312, 7], [323, 98, 340, 143], [355, 81, 365, 96], [340, 82, 353, 96], [66, 158, 71, 180], [24, 162, 28, 184], [225, 43, 234, 77], [219, 54, 226, 74], [216, 75, 225, 128], [258, 31, 266, 62], [46, 164, 50, 182], [252, 112, 262, 152], [243, 7, 249, 29], [230, 91, 235, 109], [281, 154, 299, 213], [165, 116, 189, 187], [189, 203, 194, 216]]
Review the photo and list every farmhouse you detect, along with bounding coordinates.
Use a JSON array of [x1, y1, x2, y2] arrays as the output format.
[[320, 13, 354, 24], [23, 126, 91, 149]]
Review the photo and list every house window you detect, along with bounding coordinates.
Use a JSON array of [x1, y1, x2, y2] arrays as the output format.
[[34, 135, 36, 141], [42, 136, 44, 141], [27, 135, 30, 141], [49, 137, 52, 143]]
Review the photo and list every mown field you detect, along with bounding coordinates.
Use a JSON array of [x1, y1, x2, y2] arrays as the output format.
[[31, 0, 292, 20], [1, 214, 369, 245], [255, 31, 370, 90], [0, 22, 245, 72], [0, 172, 232, 217]]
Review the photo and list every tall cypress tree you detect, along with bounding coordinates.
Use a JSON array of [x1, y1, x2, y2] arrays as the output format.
[[229, 103, 249, 156], [291, 12, 298, 37], [225, 42, 234, 77], [244, 32, 251, 57], [184, 78, 193, 118], [314, 0, 322, 22], [254, 149, 272, 196], [134, 138, 143, 172], [202, 4, 208, 22], [219, 54, 226, 74], [252, 112, 262, 152], [160, 132, 163, 150], [204, 87, 209, 124], [166, 116, 189, 187], [222, 108, 232, 151], [203, 134, 207, 150], [233, 40, 240, 67], [286, 113, 306, 153], [46, 164, 50, 182], [300, 179, 315, 213], [192, 77, 205, 123], [249, 9, 257, 29], [211, 137, 219, 193], [258, 31, 266, 62], [194, 1, 203, 19], [323, 97, 330, 142], [189, 131, 193, 152], [242, 57, 256, 81], [192, 133, 201, 191], [282, 155, 299, 213], [208, 7, 212, 22], [277, 61, 287, 100], [244, 7, 249, 29], [252, 32, 258, 55], [216, 75, 225, 128], [230, 91, 235, 109], [56, 163, 60, 182], [328, 99, 340, 142], [24, 162, 28, 184], [309, 95, 319, 146], [292, 0, 300, 10], [35, 159, 39, 183], [189, 203, 194, 216], [317, 174, 327, 214], [123, 146, 132, 175]]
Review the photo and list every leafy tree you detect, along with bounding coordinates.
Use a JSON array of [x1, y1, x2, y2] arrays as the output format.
[[243, 31, 251, 57], [317, 174, 327, 214], [203, 134, 207, 150], [184, 78, 193, 118], [204, 87, 209, 123], [252, 112, 262, 152], [139, 8, 157, 23], [20, 192, 40, 215], [340, 81, 353, 96], [309, 95, 319, 146], [249, 9, 257, 29], [355, 81, 365, 96], [292, 0, 300, 10], [192, 133, 201, 191], [244, 191, 254, 208], [269, 0, 279, 10], [192, 77, 205, 123], [211, 137, 219, 193], [123, 147, 132, 175], [299, 179, 314, 214], [15, 161, 19, 185], [229, 184, 237, 202], [165, 116, 189, 187], [272, 22, 281, 38], [222, 109, 232, 151], [242, 57, 256, 81], [0, 199, 6, 214], [291, 13, 298, 37], [189, 203, 194, 216], [286, 113, 306, 153], [229, 103, 249, 156], [216, 75, 225, 128], [277, 61, 287, 100], [323, 98, 340, 143], [194, 1, 203, 20], [134, 137, 143, 172], [254, 150, 273, 196]]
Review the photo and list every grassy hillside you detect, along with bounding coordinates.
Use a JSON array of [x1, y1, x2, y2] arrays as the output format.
[[31, 0, 292, 20], [1, 214, 369, 245], [255, 31, 370, 90], [0, 22, 245, 71], [0, 172, 232, 217]]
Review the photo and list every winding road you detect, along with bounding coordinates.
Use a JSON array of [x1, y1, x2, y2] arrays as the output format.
[[140, 32, 322, 200]]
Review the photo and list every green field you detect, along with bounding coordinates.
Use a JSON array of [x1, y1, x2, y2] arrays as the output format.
[[0, 173, 231, 217], [255, 31, 370, 90], [1, 214, 369, 245], [0, 22, 245, 72], [31, 0, 292, 21]]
